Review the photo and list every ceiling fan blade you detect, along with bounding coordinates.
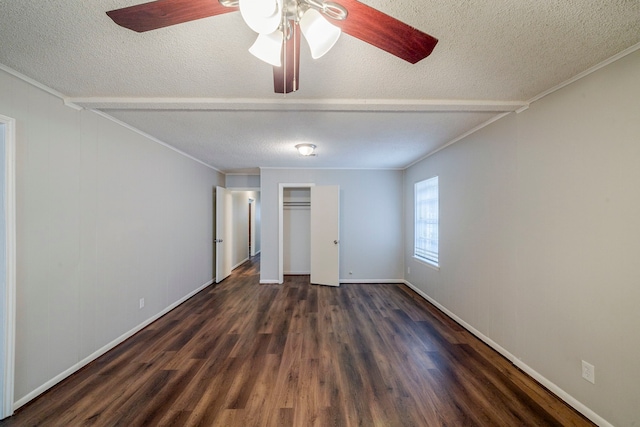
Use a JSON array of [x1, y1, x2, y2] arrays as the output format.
[[332, 0, 438, 64], [273, 22, 301, 94], [106, 0, 238, 33]]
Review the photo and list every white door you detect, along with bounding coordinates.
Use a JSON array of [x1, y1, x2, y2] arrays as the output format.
[[215, 186, 233, 283], [310, 185, 340, 286]]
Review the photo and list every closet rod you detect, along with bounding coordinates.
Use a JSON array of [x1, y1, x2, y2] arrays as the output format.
[[283, 201, 311, 207]]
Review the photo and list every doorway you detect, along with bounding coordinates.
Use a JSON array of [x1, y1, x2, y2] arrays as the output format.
[[278, 183, 313, 283], [277, 183, 340, 286], [0, 115, 16, 419], [217, 190, 260, 276], [283, 188, 311, 275]]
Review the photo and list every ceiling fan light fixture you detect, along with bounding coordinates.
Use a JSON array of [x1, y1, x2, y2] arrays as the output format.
[[249, 30, 283, 66], [239, 0, 283, 34], [106, 0, 438, 94], [295, 143, 316, 156], [300, 8, 341, 59]]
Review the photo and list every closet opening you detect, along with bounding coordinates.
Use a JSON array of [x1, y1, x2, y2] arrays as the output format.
[[283, 188, 311, 276]]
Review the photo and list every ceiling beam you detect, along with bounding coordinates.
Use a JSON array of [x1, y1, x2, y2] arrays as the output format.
[[68, 97, 528, 113]]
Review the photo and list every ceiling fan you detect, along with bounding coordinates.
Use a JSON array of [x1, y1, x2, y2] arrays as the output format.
[[106, 0, 438, 93]]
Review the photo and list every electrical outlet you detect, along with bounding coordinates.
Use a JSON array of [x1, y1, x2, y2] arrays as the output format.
[[582, 360, 595, 384], [139, 298, 145, 309], [407, 267, 411, 274]]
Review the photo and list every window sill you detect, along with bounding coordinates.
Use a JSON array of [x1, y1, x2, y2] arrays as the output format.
[[413, 256, 440, 271]]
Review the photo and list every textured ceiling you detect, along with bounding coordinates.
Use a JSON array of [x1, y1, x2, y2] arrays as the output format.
[[1, 0, 639, 173]]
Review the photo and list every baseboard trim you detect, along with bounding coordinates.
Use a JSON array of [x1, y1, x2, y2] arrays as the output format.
[[14, 279, 215, 410], [402, 280, 612, 427], [232, 258, 249, 271], [259, 278, 404, 284], [340, 279, 405, 284]]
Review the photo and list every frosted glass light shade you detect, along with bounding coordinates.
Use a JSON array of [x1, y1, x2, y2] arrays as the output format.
[[296, 143, 316, 156], [239, 0, 282, 34], [249, 31, 283, 66], [300, 9, 341, 59]]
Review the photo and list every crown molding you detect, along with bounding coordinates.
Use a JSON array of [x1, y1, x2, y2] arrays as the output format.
[[520, 41, 640, 112], [92, 110, 223, 173], [0, 64, 82, 111], [404, 41, 640, 168]]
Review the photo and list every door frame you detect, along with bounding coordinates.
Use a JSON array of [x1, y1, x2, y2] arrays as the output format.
[[0, 114, 16, 419], [278, 183, 314, 284], [248, 198, 256, 257]]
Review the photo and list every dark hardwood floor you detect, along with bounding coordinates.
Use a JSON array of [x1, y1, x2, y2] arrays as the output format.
[[2, 256, 593, 426]]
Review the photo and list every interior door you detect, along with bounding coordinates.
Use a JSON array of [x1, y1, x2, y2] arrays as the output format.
[[310, 185, 340, 286], [215, 186, 233, 283]]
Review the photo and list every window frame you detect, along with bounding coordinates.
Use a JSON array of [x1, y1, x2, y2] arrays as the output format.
[[414, 176, 439, 268]]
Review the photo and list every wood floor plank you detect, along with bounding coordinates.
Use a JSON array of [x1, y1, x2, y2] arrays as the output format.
[[1, 255, 595, 427], [182, 355, 245, 426], [127, 358, 206, 426], [272, 332, 303, 410], [240, 353, 282, 426]]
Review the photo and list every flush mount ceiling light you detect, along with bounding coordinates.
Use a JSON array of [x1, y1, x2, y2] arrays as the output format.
[[107, 0, 438, 94], [296, 143, 316, 156]]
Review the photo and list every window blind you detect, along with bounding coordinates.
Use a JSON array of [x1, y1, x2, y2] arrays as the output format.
[[414, 176, 439, 265]]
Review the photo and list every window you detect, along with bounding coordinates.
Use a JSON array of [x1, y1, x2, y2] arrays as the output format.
[[414, 176, 439, 266]]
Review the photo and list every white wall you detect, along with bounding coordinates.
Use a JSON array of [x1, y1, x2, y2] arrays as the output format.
[[226, 174, 260, 189], [260, 168, 403, 283], [404, 49, 640, 427], [0, 123, 5, 411], [0, 68, 224, 406]]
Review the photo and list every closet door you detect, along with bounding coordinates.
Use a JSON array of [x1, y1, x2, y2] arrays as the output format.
[[310, 185, 340, 286]]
